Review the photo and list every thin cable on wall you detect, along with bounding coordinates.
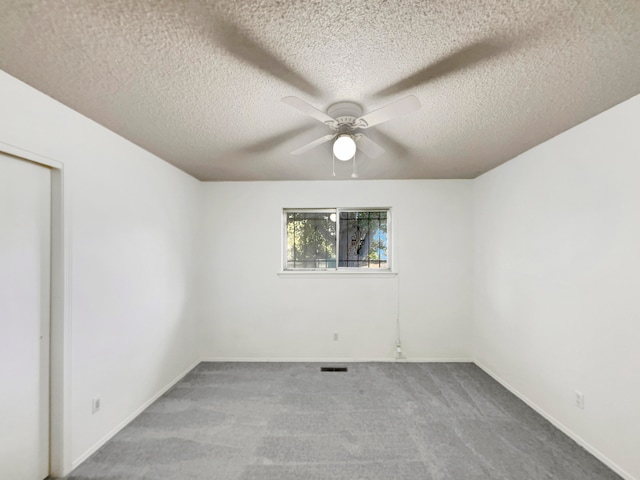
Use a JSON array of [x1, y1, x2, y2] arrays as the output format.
[[396, 273, 404, 360]]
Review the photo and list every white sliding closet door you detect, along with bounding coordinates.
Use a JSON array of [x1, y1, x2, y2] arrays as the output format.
[[0, 152, 51, 480]]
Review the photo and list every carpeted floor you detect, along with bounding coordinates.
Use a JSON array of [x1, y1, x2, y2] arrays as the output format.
[[67, 362, 621, 479]]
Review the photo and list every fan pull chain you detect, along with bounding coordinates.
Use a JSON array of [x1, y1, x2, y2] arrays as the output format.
[[332, 152, 336, 177]]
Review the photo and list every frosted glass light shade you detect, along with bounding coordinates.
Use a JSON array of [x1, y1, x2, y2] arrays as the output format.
[[333, 134, 356, 161]]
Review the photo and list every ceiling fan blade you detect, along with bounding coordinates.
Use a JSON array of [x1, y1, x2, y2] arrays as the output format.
[[211, 17, 320, 96], [374, 41, 502, 97], [290, 133, 336, 155], [355, 96, 421, 129], [373, 129, 411, 158], [241, 125, 315, 154], [355, 134, 385, 158], [282, 97, 338, 129]]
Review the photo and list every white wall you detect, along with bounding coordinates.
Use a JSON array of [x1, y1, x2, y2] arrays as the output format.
[[473, 95, 640, 479], [0, 71, 202, 472], [200, 180, 473, 361]]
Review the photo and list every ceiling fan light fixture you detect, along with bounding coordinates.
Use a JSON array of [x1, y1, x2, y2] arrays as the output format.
[[333, 134, 356, 161]]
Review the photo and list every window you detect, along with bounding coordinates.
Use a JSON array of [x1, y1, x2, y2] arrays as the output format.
[[284, 208, 390, 271]]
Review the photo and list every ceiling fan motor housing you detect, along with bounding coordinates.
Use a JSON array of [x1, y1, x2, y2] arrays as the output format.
[[327, 101, 363, 132]]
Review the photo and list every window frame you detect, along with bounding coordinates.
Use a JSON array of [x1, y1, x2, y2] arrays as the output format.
[[282, 207, 392, 273]]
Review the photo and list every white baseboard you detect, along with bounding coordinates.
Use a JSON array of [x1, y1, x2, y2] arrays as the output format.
[[401, 357, 473, 363], [71, 360, 200, 471], [200, 357, 473, 363], [474, 360, 636, 480], [201, 357, 397, 362]]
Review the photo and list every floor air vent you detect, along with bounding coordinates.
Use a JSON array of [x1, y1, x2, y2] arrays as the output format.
[[321, 366, 348, 372]]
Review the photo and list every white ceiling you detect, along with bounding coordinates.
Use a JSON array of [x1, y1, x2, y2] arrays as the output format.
[[1, 0, 639, 181]]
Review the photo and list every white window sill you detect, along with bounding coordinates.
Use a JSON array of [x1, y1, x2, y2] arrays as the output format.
[[278, 270, 397, 278]]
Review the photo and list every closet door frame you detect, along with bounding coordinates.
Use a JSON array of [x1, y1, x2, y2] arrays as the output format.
[[0, 142, 70, 477]]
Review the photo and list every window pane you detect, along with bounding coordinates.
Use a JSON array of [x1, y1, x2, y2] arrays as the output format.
[[338, 211, 388, 268], [286, 212, 336, 269]]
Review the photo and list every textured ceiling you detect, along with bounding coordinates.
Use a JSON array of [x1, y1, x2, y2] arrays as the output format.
[[1, 0, 640, 181]]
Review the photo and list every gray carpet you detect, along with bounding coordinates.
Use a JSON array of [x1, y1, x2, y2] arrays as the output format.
[[67, 362, 621, 479]]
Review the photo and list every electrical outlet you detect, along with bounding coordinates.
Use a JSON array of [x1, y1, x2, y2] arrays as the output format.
[[333, 332, 338, 341], [92, 397, 101, 414], [575, 391, 584, 410]]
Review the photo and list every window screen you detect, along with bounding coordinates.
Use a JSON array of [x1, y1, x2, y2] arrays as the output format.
[[285, 211, 336, 269], [338, 210, 388, 268]]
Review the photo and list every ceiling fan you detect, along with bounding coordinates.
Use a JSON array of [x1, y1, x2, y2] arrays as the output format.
[[281, 95, 421, 165]]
